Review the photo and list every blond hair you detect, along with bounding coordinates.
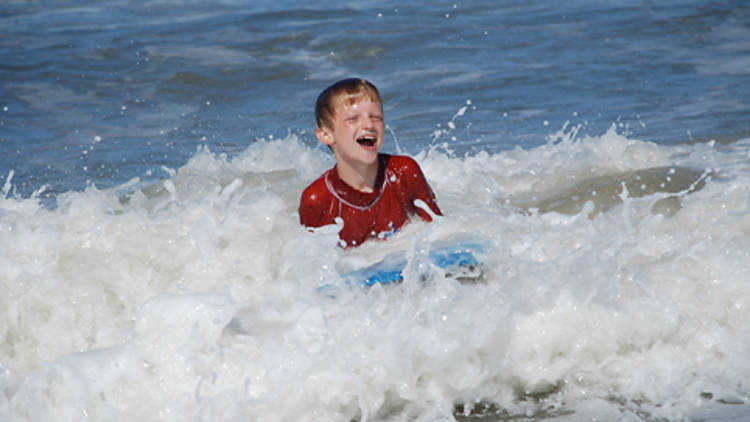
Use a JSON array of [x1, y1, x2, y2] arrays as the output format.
[[315, 78, 382, 130]]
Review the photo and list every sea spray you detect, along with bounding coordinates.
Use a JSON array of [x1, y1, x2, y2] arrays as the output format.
[[2, 132, 750, 421]]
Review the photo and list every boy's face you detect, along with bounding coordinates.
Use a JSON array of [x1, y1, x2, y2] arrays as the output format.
[[316, 98, 384, 169]]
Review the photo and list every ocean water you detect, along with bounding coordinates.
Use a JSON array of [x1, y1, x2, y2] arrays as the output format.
[[2, 1, 750, 421]]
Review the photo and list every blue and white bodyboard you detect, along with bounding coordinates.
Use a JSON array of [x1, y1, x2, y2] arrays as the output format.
[[343, 242, 485, 286]]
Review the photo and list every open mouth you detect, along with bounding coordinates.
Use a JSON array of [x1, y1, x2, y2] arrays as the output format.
[[356, 135, 376, 148]]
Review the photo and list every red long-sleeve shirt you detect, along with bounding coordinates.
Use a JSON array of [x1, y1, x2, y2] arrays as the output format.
[[299, 154, 442, 247]]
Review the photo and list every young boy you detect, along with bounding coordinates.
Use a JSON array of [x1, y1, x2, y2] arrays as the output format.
[[299, 78, 442, 248]]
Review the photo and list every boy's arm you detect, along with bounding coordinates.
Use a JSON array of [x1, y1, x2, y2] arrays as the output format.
[[299, 180, 332, 228], [411, 165, 442, 221], [395, 156, 442, 221]]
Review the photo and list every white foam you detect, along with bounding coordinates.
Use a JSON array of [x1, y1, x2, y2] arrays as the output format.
[[2, 130, 750, 421]]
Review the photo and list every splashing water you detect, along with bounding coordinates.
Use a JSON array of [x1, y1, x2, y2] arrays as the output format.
[[2, 127, 750, 421]]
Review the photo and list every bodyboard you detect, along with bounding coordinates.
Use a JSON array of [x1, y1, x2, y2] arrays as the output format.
[[343, 242, 485, 286]]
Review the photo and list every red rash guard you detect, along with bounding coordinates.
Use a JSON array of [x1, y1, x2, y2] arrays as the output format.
[[299, 154, 442, 247]]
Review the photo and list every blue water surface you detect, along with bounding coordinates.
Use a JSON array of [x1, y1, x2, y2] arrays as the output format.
[[1, 0, 748, 197]]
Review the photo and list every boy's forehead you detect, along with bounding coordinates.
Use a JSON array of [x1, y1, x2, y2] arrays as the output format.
[[332, 94, 382, 112]]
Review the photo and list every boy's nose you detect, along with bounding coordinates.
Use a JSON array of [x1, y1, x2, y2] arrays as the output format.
[[362, 115, 375, 129]]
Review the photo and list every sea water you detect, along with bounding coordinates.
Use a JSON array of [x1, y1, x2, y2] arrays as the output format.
[[2, 1, 750, 421]]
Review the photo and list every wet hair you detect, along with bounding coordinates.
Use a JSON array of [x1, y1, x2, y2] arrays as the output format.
[[315, 78, 382, 130]]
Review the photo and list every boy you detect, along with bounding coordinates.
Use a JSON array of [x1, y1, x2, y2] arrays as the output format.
[[299, 78, 442, 248]]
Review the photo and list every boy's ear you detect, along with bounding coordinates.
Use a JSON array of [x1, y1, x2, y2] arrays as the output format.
[[315, 127, 334, 146]]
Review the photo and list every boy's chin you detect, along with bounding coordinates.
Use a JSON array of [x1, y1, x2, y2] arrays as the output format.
[[358, 151, 381, 167], [359, 152, 380, 163]]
